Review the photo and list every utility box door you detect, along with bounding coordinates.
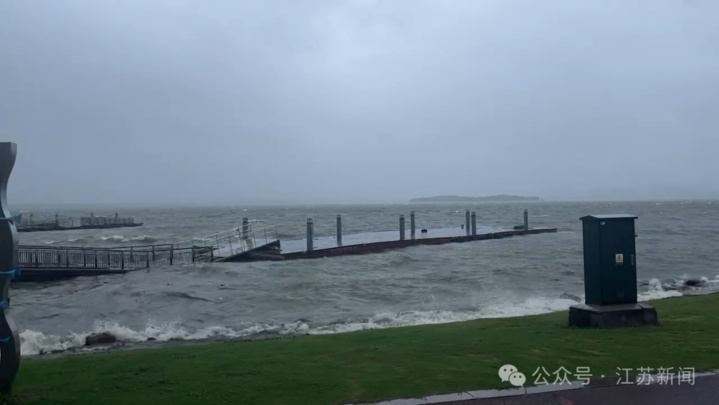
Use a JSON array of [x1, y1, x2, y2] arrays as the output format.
[[580, 215, 638, 306]]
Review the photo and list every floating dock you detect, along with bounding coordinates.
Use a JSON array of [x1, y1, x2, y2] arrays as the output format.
[[16, 212, 142, 233], [15, 209, 557, 282], [15, 243, 180, 282], [220, 226, 557, 262]]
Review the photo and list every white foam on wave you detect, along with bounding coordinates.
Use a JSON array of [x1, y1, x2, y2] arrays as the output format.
[[42, 237, 85, 245], [18, 282, 694, 356], [99, 234, 156, 243], [20, 318, 313, 356], [644, 277, 683, 300]]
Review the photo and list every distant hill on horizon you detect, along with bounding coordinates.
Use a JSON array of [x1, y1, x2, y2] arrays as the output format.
[[410, 195, 541, 203]]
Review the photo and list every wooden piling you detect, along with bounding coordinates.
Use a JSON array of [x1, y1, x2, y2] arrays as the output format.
[[471, 211, 477, 236], [465, 210, 470, 236], [306, 218, 314, 251], [524, 209, 529, 231], [410, 211, 416, 240], [336, 215, 342, 246], [399, 215, 405, 241]]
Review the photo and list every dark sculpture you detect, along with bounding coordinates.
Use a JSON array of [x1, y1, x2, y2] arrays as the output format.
[[0, 142, 21, 394]]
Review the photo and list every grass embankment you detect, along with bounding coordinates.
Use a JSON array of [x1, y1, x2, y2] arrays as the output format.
[[11, 294, 719, 405]]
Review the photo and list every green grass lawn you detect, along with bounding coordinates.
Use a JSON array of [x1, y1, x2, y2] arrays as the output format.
[[10, 294, 719, 405]]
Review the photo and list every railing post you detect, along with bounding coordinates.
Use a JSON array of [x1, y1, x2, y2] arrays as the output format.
[[471, 211, 477, 236], [410, 211, 415, 240], [83, 250, 87, 267], [95, 252, 98, 268], [169, 245, 174, 265], [107, 251, 110, 268], [465, 210, 470, 236], [65, 250, 69, 268], [399, 215, 405, 241], [192, 246, 196, 262], [306, 218, 314, 251], [121, 252, 124, 270], [336, 215, 342, 246], [242, 218, 249, 240], [152, 245, 155, 261], [146, 252, 150, 268]]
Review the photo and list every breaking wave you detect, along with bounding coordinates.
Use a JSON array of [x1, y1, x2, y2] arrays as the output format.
[[20, 281, 698, 357], [98, 235, 157, 244]]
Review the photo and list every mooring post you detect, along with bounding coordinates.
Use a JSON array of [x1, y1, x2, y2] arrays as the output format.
[[399, 215, 405, 241], [242, 217, 249, 240], [523, 209, 529, 232], [0, 142, 21, 394], [336, 215, 342, 246], [306, 218, 314, 251], [471, 211, 477, 236], [465, 210, 470, 236], [410, 211, 416, 240]]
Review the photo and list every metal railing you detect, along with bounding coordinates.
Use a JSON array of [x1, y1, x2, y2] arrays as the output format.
[[17, 223, 281, 270], [17, 243, 204, 270], [18, 245, 161, 270], [174, 224, 279, 261]]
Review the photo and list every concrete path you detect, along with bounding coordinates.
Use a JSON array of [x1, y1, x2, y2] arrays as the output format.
[[358, 374, 719, 405], [442, 375, 719, 404]]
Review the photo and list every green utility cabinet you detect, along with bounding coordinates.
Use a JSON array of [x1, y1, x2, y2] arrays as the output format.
[[580, 214, 638, 306]]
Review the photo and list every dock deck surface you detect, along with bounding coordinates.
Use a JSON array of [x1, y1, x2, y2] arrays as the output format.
[[278, 225, 504, 254]]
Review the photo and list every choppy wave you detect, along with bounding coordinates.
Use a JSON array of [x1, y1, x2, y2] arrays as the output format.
[[41, 237, 87, 245], [19, 281, 702, 357], [97, 235, 157, 244]]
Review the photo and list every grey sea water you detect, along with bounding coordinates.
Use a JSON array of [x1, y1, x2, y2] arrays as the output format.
[[10, 201, 719, 355]]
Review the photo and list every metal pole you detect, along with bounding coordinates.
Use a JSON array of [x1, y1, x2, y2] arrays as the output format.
[[410, 211, 416, 240], [471, 211, 477, 236], [465, 210, 470, 236], [0, 142, 21, 394], [399, 215, 405, 241], [306, 218, 314, 251], [336, 215, 342, 246], [242, 218, 250, 240], [523, 209, 529, 231]]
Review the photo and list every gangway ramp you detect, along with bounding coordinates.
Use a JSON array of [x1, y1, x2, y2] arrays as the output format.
[[173, 224, 281, 263]]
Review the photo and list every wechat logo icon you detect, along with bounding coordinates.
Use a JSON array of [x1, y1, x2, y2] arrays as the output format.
[[499, 364, 526, 387]]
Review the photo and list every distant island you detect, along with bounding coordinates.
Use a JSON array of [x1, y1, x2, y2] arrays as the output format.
[[410, 195, 540, 203]]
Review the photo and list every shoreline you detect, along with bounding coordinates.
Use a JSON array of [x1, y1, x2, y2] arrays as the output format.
[[14, 293, 719, 405], [24, 287, 718, 360]]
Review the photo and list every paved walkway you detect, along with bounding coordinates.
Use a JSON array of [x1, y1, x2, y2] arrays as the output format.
[[358, 374, 719, 405], [440, 375, 719, 405]]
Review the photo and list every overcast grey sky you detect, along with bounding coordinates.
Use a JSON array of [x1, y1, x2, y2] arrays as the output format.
[[1, 0, 718, 205]]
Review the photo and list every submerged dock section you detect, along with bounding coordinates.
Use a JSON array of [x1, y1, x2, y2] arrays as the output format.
[[235, 209, 556, 262], [173, 223, 281, 263], [16, 223, 283, 281], [16, 209, 557, 282], [16, 212, 142, 232]]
